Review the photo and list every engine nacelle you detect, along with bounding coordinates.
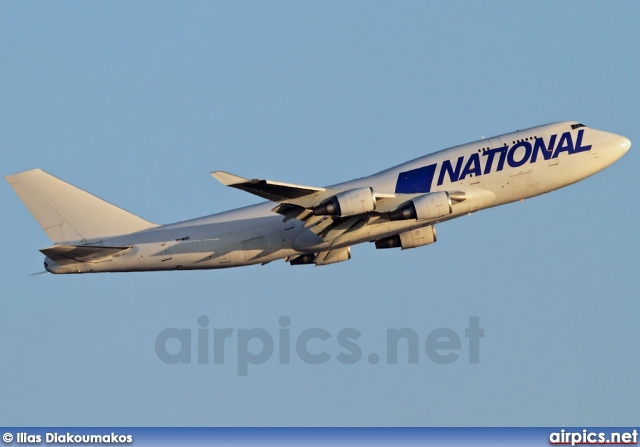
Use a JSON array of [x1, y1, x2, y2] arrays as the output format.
[[315, 247, 351, 265], [375, 226, 437, 250], [313, 187, 376, 217], [289, 253, 317, 265], [389, 191, 452, 221], [289, 247, 351, 266]]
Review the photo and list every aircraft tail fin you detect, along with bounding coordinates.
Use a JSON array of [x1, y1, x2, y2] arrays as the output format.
[[6, 169, 158, 245]]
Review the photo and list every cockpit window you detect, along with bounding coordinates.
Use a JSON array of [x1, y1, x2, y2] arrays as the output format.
[[571, 123, 586, 130]]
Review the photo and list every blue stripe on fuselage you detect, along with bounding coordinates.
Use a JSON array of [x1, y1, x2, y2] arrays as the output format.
[[395, 164, 437, 193], [398, 129, 592, 190]]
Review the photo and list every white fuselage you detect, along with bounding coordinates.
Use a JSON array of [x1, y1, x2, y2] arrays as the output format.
[[44, 121, 630, 273]]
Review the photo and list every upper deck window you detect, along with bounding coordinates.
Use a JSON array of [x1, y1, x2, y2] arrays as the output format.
[[571, 123, 586, 130]]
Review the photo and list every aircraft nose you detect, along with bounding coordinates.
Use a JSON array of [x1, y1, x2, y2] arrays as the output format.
[[620, 136, 631, 154]]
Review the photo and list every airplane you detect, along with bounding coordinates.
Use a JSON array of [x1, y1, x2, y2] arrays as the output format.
[[6, 121, 631, 274]]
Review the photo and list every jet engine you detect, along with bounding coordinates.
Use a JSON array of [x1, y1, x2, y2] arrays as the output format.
[[389, 191, 452, 221], [289, 247, 351, 266], [289, 253, 317, 265], [313, 187, 376, 217], [375, 226, 437, 250], [315, 247, 351, 265]]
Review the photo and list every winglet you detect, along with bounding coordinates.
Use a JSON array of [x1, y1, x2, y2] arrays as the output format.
[[210, 171, 250, 186]]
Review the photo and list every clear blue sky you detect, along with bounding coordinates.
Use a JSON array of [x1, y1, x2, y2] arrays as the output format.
[[1, 1, 638, 426]]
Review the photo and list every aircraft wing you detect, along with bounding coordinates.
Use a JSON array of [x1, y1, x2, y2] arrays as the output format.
[[211, 171, 395, 208], [210, 171, 400, 242], [210, 171, 331, 204], [210, 170, 473, 244]]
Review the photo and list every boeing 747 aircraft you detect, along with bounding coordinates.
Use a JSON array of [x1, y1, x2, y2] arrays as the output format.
[[6, 121, 630, 274]]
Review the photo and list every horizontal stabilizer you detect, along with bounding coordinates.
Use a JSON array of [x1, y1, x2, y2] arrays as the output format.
[[40, 245, 131, 263]]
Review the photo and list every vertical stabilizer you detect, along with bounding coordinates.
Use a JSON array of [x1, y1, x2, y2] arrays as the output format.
[[6, 169, 158, 244]]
